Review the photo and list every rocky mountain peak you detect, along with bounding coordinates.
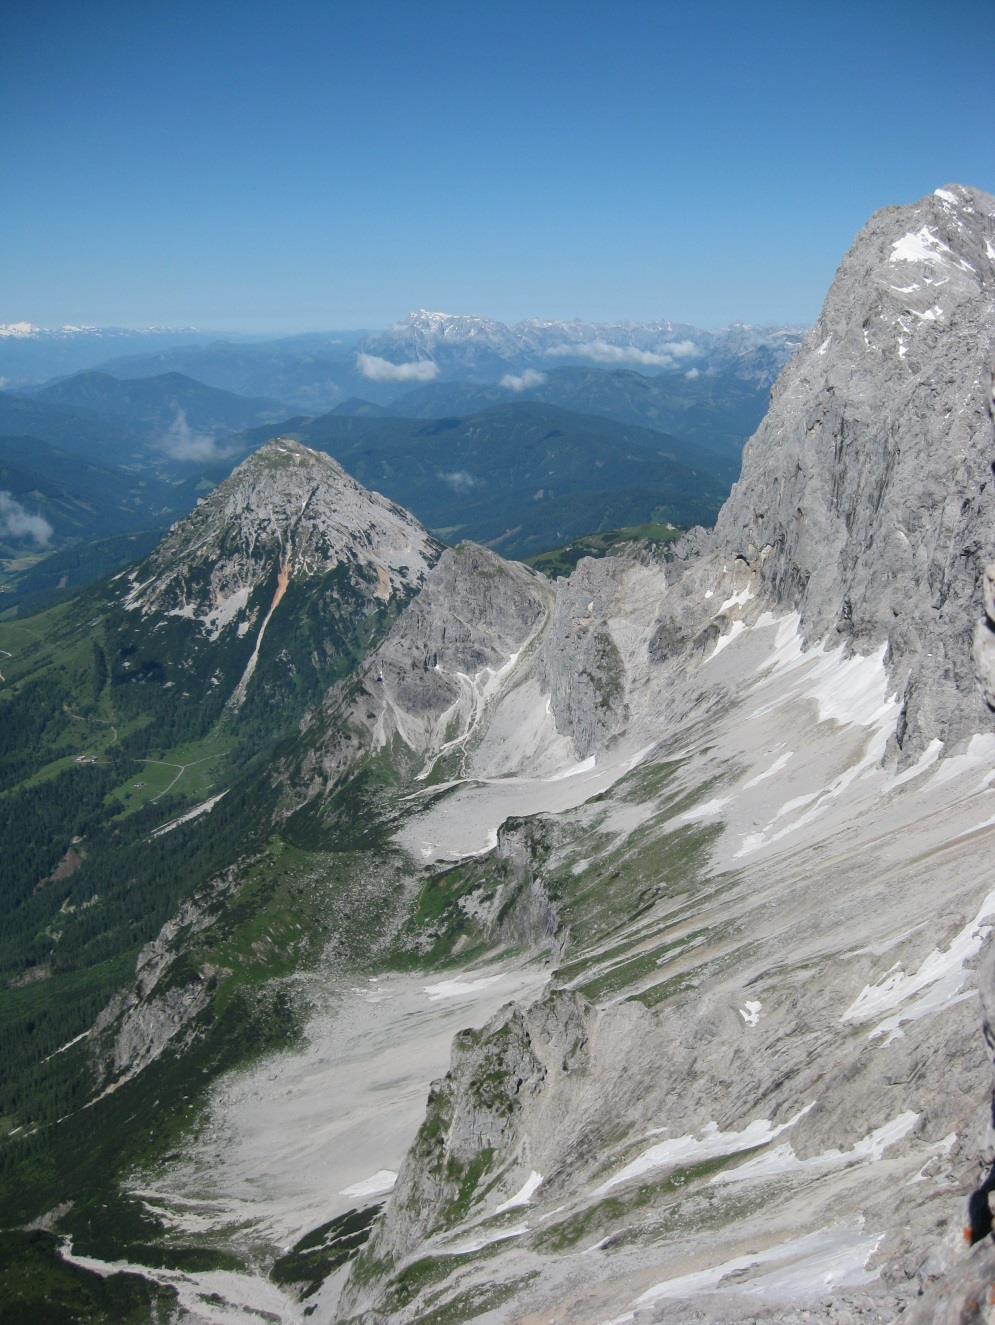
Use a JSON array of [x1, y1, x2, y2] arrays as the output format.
[[111, 438, 441, 711], [122, 438, 439, 624], [715, 183, 995, 755]]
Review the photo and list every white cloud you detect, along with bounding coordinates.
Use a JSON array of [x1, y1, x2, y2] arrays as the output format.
[[544, 339, 700, 368], [500, 368, 547, 392], [160, 409, 234, 463], [663, 339, 699, 359], [684, 367, 701, 380], [357, 352, 438, 383], [438, 470, 479, 493], [0, 490, 52, 545]]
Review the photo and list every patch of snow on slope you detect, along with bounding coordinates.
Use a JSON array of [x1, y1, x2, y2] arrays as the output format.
[[738, 1001, 762, 1026], [545, 755, 597, 781], [674, 795, 732, 825], [889, 225, 974, 272], [712, 1111, 918, 1184], [804, 641, 895, 729], [339, 1170, 397, 1199], [841, 887, 995, 1043], [710, 618, 747, 659], [592, 1105, 813, 1196], [716, 585, 752, 614], [494, 1170, 542, 1213], [423, 972, 504, 1002], [203, 586, 251, 639], [441, 1223, 529, 1255], [889, 738, 943, 788], [742, 751, 793, 788], [603, 1221, 883, 1323]]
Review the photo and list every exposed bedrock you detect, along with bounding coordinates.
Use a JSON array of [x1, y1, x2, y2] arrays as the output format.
[[714, 186, 995, 756]]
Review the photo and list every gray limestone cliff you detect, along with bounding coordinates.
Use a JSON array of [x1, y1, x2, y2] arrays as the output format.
[[714, 185, 995, 755]]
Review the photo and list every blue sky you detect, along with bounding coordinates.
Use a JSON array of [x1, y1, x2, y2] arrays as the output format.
[[2, 0, 991, 331]]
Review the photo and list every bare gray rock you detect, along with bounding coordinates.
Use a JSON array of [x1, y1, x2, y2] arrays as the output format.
[[714, 185, 995, 757]]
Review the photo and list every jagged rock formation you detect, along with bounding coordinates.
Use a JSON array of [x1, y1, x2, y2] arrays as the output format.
[[715, 184, 995, 756], [91, 871, 239, 1089]]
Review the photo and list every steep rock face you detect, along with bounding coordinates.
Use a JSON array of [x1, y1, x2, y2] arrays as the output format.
[[91, 869, 238, 1089], [538, 557, 633, 757], [341, 990, 604, 1317], [974, 562, 995, 709], [715, 185, 995, 755]]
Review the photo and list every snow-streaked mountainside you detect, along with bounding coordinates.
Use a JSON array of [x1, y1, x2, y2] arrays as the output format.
[[3, 186, 994, 1325]]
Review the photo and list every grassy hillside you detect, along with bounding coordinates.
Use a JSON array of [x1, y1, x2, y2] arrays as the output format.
[[524, 521, 684, 576]]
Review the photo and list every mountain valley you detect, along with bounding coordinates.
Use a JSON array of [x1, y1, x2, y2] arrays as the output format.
[[0, 183, 993, 1325]]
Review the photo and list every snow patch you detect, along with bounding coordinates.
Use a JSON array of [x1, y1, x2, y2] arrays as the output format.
[[889, 225, 973, 272], [841, 886, 995, 1043], [710, 618, 747, 659], [423, 973, 504, 1002], [603, 1221, 883, 1323], [442, 1223, 529, 1255], [494, 1170, 542, 1214], [339, 1170, 397, 1199], [742, 751, 793, 789], [592, 1105, 813, 1196], [712, 1111, 918, 1184], [738, 1000, 762, 1026]]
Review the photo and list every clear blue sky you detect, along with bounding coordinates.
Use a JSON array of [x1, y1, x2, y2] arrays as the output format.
[[2, 0, 991, 332]]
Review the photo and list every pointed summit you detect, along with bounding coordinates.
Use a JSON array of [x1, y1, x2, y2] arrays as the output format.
[[113, 439, 441, 717], [125, 438, 439, 620]]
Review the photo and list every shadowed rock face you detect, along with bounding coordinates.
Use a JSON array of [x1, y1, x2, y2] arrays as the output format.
[[715, 185, 995, 757]]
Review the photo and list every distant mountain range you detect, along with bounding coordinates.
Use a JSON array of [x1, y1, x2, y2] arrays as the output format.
[[0, 371, 287, 466], [360, 309, 803, 391], [386, 363, 770, 466], [0, 314, 800, 600], [0, 313, 803, 411], [23, 370, 287, 437]]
